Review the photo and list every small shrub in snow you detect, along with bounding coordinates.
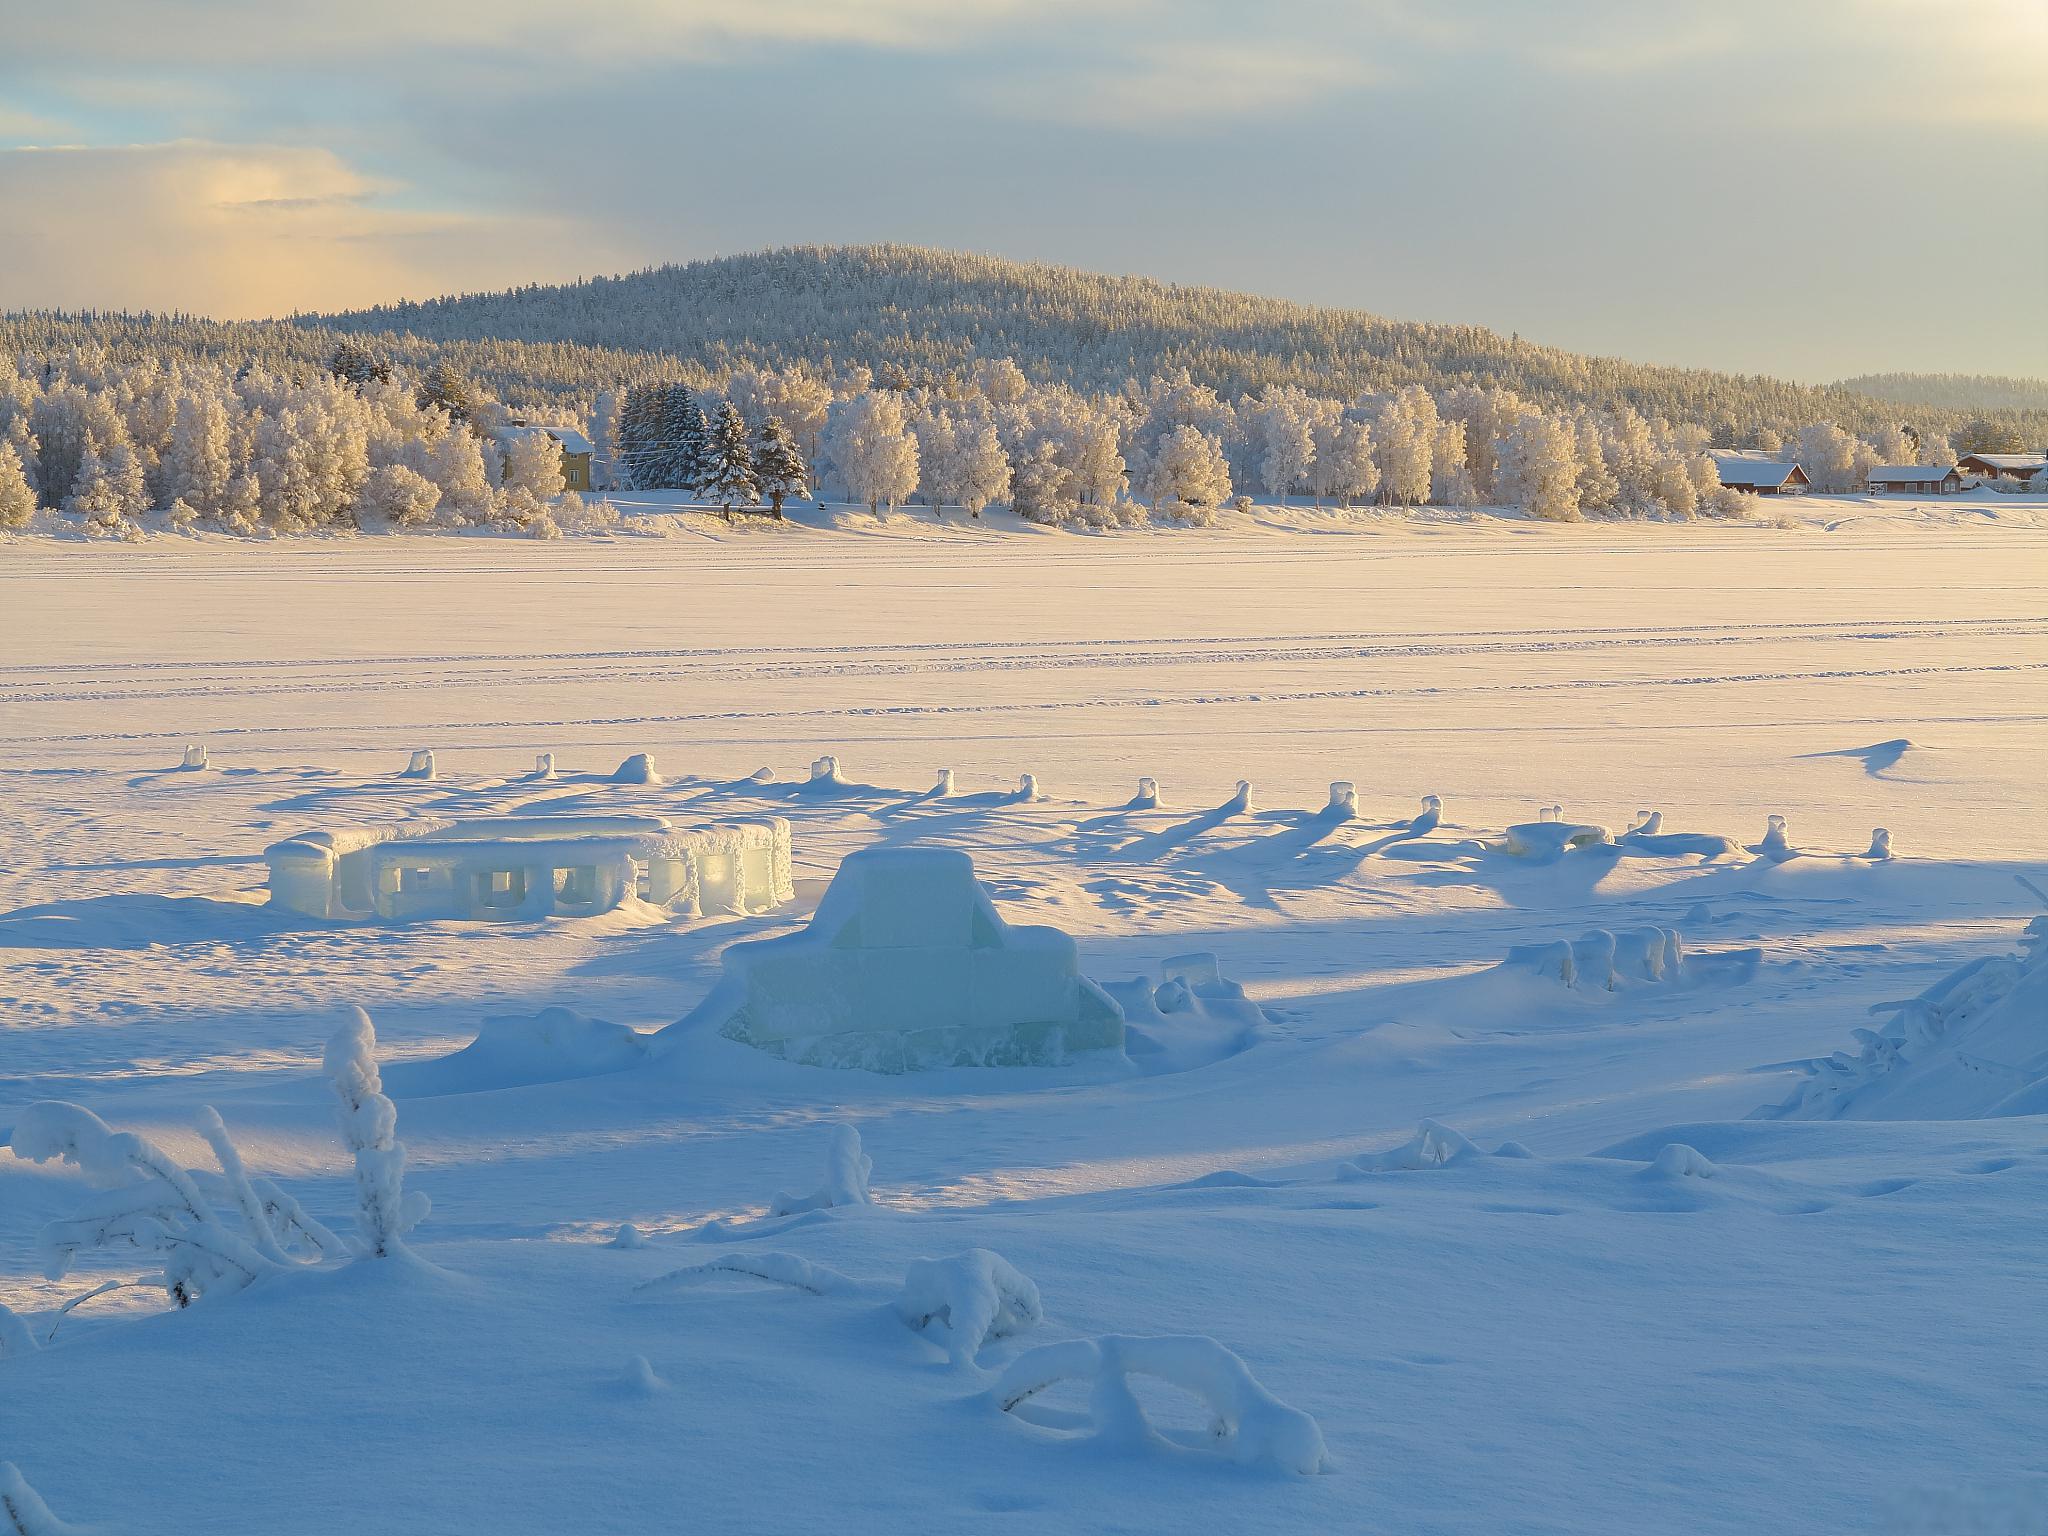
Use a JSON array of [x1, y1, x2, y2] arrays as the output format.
[[993, 1334, 1327, 1474], [769, 1124, 874, 1217], [325, 1006, 430, 1258], [10, 1100, 346, 1306], [895, 1249, 1042, 1367]]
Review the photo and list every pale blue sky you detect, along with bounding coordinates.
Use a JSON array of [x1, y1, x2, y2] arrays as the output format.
[[2, 0, 2042, 381]]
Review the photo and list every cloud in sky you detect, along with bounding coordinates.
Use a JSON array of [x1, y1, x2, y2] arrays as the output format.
[[0, 0, 2040, 377], [0, 143, 612, 319]]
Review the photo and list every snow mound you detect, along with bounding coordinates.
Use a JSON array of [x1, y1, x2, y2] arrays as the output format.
[[1105, 953, 1267, 1072], [609, 1223, 650, 1250], [1347, 1119, 1510, 1172], [636, 1251, 854, 1298], [1017, 772, 1042, 801], [1759, 916, 2048, 1120], [1618, 810, 1742, 858], [1864, 827, 1893, 860], [797, 754, 850, 794], [768, 1124, 875, 1216], [896, 1248, 1043, 1367], [1324, 781, 1357, 819], [177, 742, 208, 771], [620, 1355, 667, 1395], [385, 1006, 651, 1094], [1645, 1143, 1719, 1180], [400, 748, 436, 780], [1502, 926, 1686, 990], [0, 1462, 77, 1536], [676, 846, 1124, 1073], [994, 1334, 1327, 1475], [610, 751, 660, 784]]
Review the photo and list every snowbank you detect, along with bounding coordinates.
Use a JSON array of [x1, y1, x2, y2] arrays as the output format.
[[895, 1249, 1042, 1366], [1760, 916, 2048, 1120], [1105, 952, 1267, 1072], [384, 1006, 652, 1095], [768, 1124, 875, 1216]]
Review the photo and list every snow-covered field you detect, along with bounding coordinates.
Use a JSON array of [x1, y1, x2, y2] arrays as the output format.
[[2, 500, 2045, 1534]]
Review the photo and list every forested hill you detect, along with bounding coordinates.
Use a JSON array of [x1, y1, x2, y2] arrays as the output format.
[[1832, 372, 2048, 415], [291, 244, 1972, 437]]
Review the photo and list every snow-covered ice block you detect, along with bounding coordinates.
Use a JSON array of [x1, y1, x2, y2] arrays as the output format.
[[1226, 779, 1253, 814], [1324, 781, 1357, 819], [1408, 793, 1442, 835], [1130, 776, 1161, 810], [1105, 953, 1267, 1072], [530, 752, 557, 780], [400, 748, 436, 780], [1503, 926, 1685, 991], [178, 742, 208, 770], [1865, 827, 1893, 860], [930, 767, 954, 797], [265, 814, 792, 922], [702, 846, 1124, 1073], [1018, 772, 1041, 801], [769, 1124, 874, 1216], [1501, 817, 1611, 860]]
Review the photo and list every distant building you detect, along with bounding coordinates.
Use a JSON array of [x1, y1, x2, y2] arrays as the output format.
[[1866, 465, 1963, 495], [1956, 452, 2047, 484], [1711, 453, 1810, 495], [502, 420, 595, 492]]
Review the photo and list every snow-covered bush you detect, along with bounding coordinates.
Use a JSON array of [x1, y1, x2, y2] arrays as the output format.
[[895, 1249, 1042, 1367], [9, 1101, 345, 1306], [635, 1251, 854, 1298], [993, 1334, 1327, 1474], [768, 1124, 874, 1217], [324, 1006, 430, 1258]]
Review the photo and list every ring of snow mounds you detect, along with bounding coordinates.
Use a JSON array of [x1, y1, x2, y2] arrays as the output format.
[[993, 1333, 1328, 1475]]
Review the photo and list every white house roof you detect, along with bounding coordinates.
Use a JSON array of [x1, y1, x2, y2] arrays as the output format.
[[1959, 452, 2046, 471], [1710, 453, 1803, 488], [501, 423, 594, 455], [1866, 465, 1957, 482]]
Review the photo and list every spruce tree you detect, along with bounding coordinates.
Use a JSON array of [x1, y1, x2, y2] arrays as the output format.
[[659, 385, 709, 493], [753, 415, 807, 518], [702, 402, 759, 519]]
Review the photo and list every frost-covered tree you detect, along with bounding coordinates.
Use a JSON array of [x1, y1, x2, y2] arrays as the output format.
[[1796, 422, 1862, 492], [824, 389, 919, 513], [327, 338, 392, 388], [1145, 424, 1232, 512], [1373, 386, 1436, 505], [426, 426, 498, 525], [66, 441, 149, 526], [0, 442, 35, 529], [500, 430, 566, 498], [701, 401, 759, 515], [325, 1006, 429, 1258], [160, 389, 236, 515], [1011, 438, 1079, 525], [1516, 413, 1582, 522], [752, 415, 808, 515], [1312, 419, 1378, 507], [417, 360, 480, 423], [660, 384, 710, 492], [949, 418, 1010, 517], [358, 462, 442, 526]]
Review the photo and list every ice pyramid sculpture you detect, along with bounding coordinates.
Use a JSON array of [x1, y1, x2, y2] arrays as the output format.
[[699, 847, 1124, 1073]]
